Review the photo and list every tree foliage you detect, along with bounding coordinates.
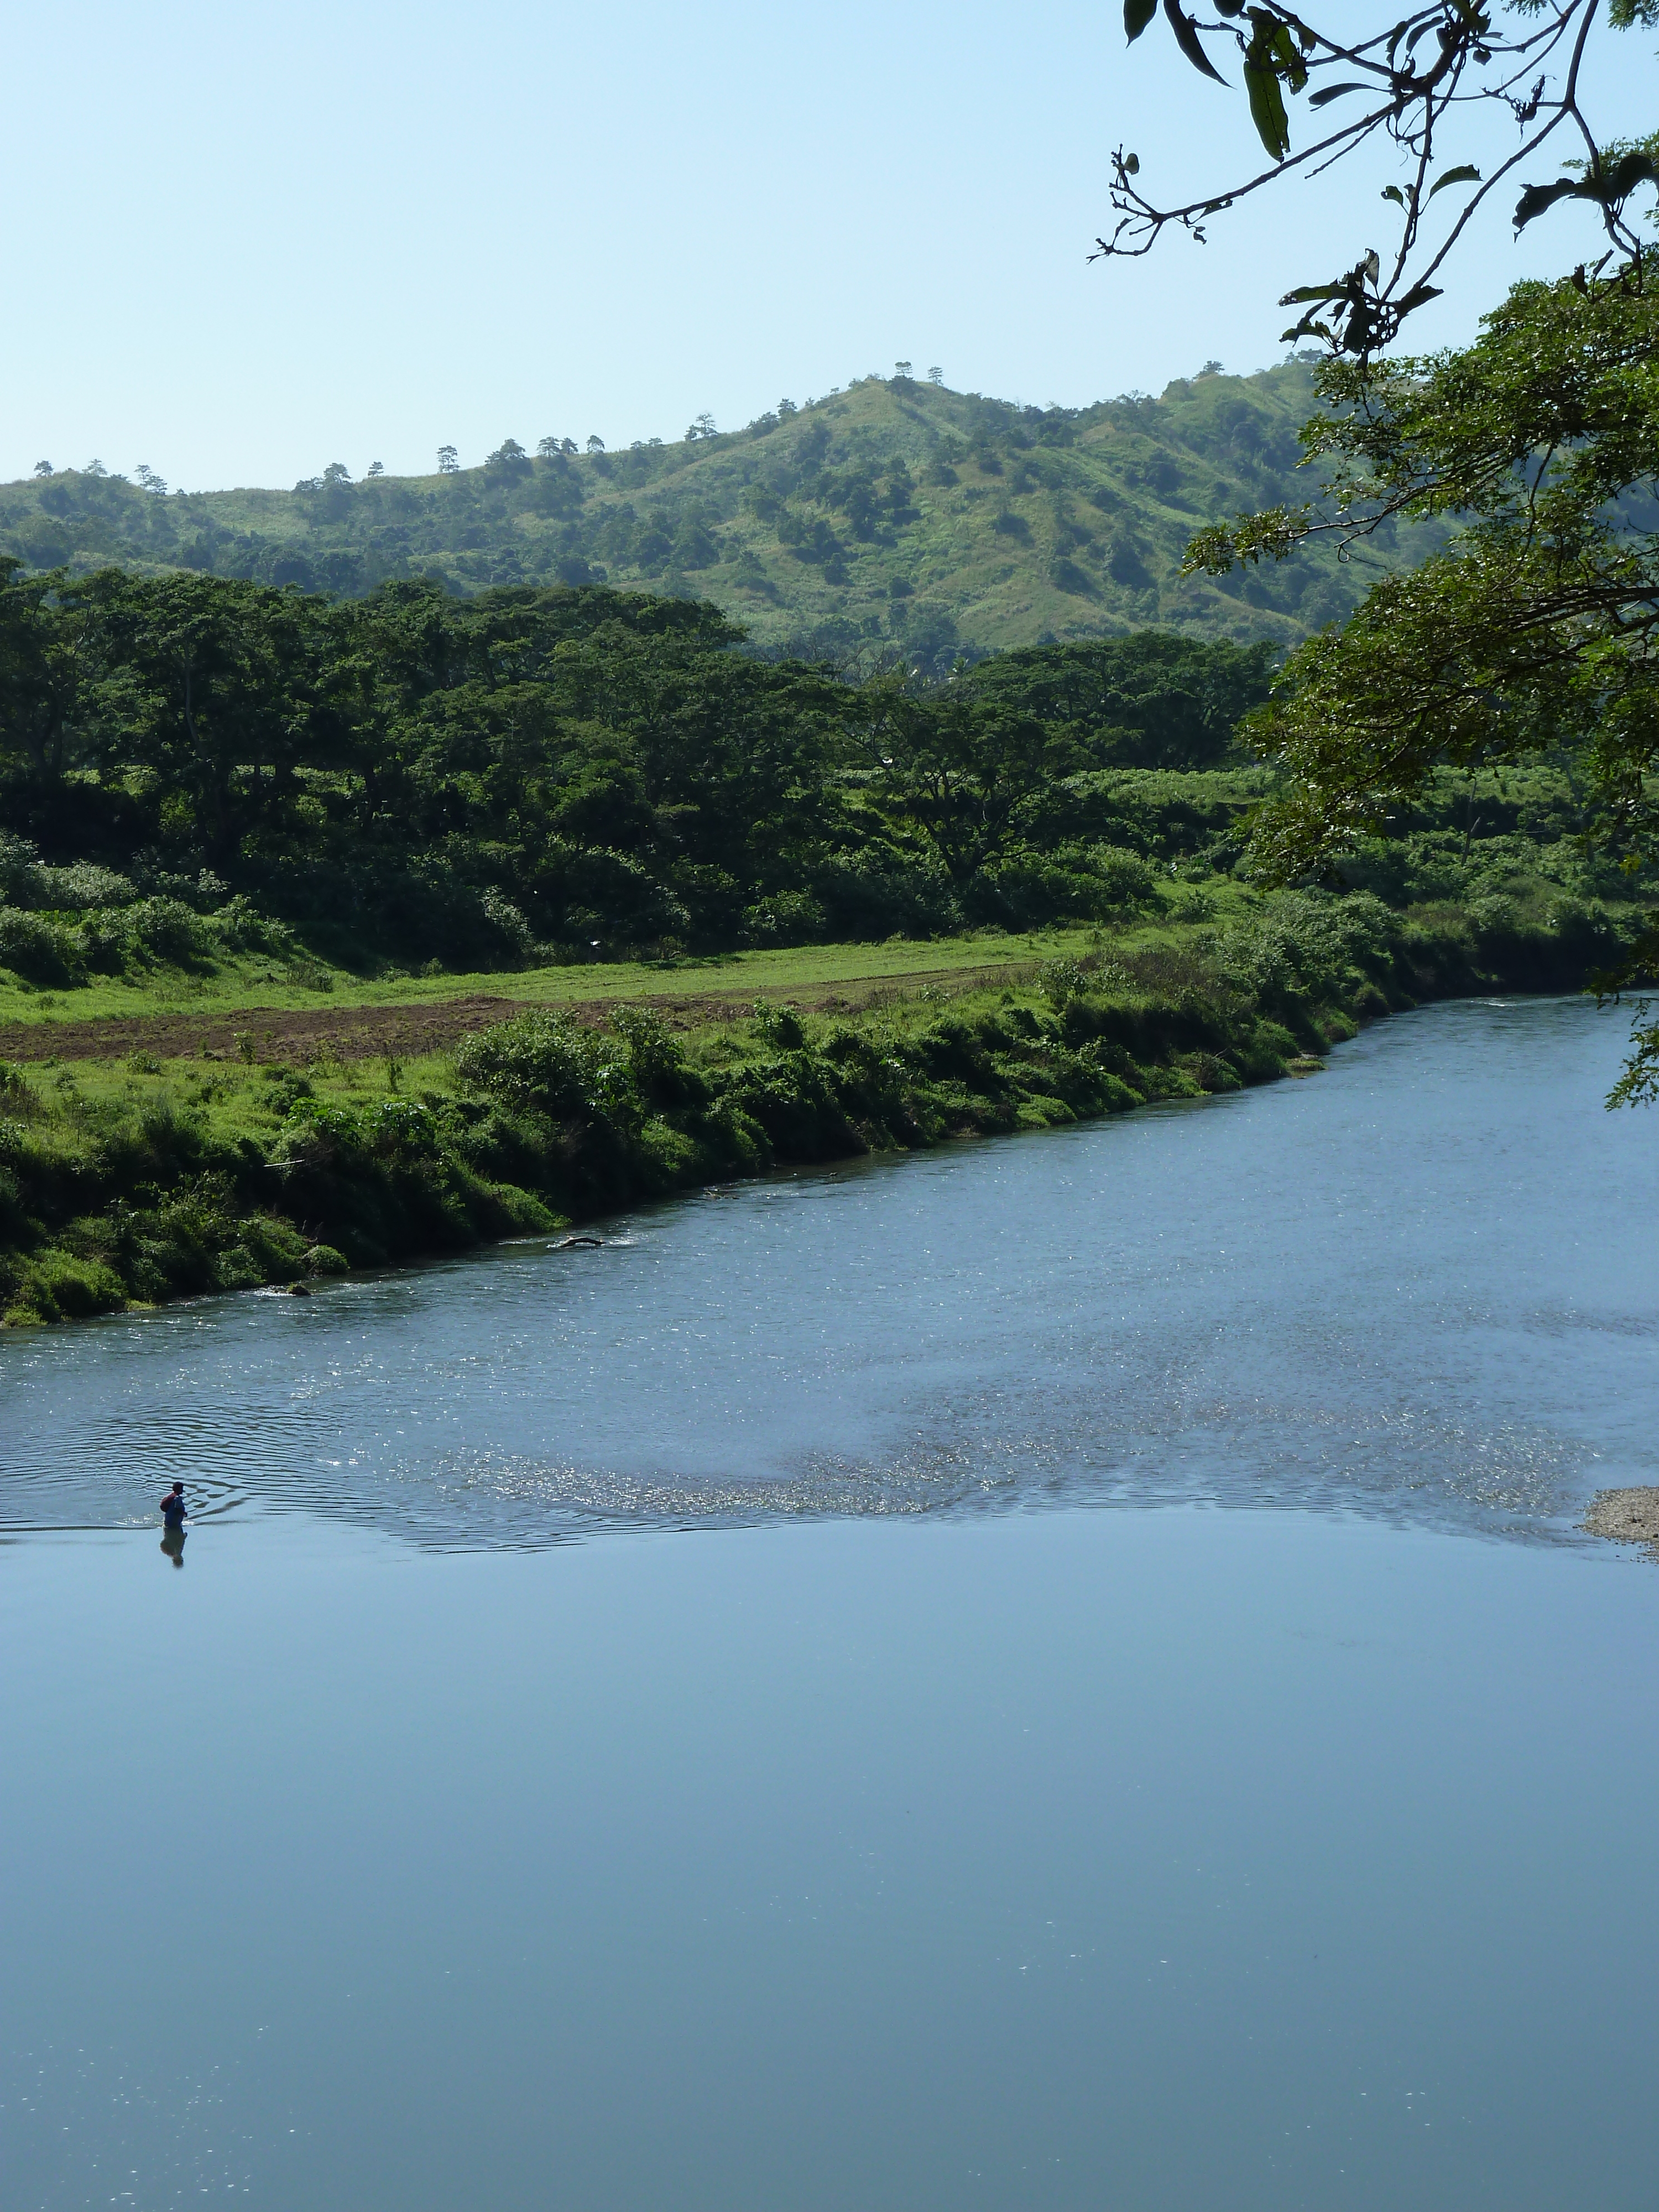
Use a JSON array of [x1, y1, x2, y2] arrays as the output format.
[[1191, 267, 1659, 881], [1101, 0, 1659, 358], [0, 568, 1277, 968]]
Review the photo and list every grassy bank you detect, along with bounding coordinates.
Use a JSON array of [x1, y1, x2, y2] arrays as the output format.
[[0, 920, 1128, 1040], [0, 888, 1627, 1327]]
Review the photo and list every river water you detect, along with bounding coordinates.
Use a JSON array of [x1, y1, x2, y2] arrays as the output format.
[[3, 996, 1657, 2209]]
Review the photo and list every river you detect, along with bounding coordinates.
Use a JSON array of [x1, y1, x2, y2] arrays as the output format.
[[3, 995, 1657, 2209]]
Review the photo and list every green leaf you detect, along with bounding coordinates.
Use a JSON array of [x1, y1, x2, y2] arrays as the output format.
[[1393, 281, 1444, 315], [1380, 185, 1407, 207], [1244, 57, 1291, 160], [1162, 0, 1229, 84], [1308, 80, 1369, 107], [1277, 281, 1344, 304], [1427, 164, 1481, 200], [1267, 20, 1307, 91], [1124, 0, 1158, 40]]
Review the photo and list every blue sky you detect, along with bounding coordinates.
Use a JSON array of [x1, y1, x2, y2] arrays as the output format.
[[3, 0, 1651, 489]]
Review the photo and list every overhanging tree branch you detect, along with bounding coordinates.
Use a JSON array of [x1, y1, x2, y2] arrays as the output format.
[[1095, 0, 1659, 356]]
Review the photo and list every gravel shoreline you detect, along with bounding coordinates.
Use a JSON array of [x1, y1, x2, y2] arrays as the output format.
[[1583, 1488, 1659, 1559]]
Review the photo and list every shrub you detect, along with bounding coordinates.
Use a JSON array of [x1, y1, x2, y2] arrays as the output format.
[[752, 1000, 806, 1049], [0, 907, 84, 986], [17, 1251, 126, 1323], [76, 913, 132, 972], [740, 890, 826, 946], [0, 832, 44, 906], [1213, 890, 1399, 1010], [454, 1011, 608, 1120], [479, 887, 534, 957], [272, 1096, 440, 1167], [38, 862, 136, 910], [1039, 958, 1089, 1006], [209, 896, 289, 954], [810, 847, 959, 942], [126, 898, 208, 964]]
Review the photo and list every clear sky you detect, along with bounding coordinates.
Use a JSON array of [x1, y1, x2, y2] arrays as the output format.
[[3, 0, 1650, 490]]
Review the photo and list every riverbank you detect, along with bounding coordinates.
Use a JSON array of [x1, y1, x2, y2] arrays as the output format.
[[0, 888, 1632, 1326]]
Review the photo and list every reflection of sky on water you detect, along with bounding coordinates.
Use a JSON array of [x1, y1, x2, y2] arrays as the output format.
[[3, 995, 1654, 1548]]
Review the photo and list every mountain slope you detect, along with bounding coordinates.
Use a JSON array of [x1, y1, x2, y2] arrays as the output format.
[[2, 366, 1425, 661]]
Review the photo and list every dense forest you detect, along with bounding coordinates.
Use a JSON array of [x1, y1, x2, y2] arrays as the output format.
[[0, 565, 1283, 979], [0, 367, 1438, 663], [0, 562, 1635, 1004]]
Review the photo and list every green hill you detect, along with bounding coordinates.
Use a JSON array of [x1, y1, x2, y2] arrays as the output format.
[[3, 366, 1428, 664]]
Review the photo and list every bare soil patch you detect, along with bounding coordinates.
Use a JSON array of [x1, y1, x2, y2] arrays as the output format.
[[1582, 1487, 1659, 1559], [0, 960, 1042, 1066]]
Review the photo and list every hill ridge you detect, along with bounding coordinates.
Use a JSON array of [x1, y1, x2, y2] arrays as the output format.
[[2, 367, 1421, 662]]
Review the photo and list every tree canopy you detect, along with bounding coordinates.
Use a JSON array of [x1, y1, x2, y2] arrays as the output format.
[[0, 568, 1275, 971]]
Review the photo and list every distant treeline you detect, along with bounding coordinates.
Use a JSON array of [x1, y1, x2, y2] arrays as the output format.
[[0, 565, 1275, 973]]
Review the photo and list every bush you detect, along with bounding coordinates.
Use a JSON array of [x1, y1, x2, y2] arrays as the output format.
[[1213, 890, 1399, 1011], [126, 898, 209, 964], [740, 890, 826, 946], [0, 833, 44, 907], [0, 907, 84, 986], [453, 1011, 609, 1120], [272, 1096, 440, 1168], [13, 1251, 126, 1323], [752, 1000, 806, 1048], [480, 887, 534, 958], [76, 913, 131, 972], [1039, 958, 1089, 1006], [979, 843, 1162, 927], [38, 862, 137, 910], [209, 896, 289, 954], [810, 847, 959, 942]]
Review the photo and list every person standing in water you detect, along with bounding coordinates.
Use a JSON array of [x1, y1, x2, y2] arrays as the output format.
[[160, 1481, 188, 1566]]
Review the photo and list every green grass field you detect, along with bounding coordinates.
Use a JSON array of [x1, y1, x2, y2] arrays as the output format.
[[0, 896, 1249, 1054]]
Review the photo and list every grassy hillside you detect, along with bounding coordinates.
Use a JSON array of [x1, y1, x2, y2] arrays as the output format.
[[2, 367, 1433, 662]]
